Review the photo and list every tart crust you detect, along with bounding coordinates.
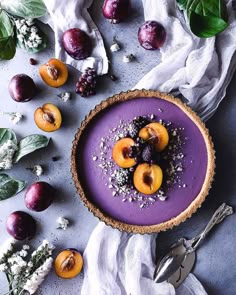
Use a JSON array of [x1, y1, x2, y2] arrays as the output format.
[[71, 90, 215, 234]]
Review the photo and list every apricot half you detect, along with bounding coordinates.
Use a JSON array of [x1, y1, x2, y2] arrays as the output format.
[[34, 103, 62, 132], [55, 249, 83, 279], [139, 122, 169, 152], [112, 138, 136, 168], [39, 58, 68, 88], [133, 163, 163, 195]]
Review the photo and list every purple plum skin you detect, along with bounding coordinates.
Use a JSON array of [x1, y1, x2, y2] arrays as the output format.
[[25, 182, 55, 212], [8, 74, 36, 102], [102, 0, 131, 23], [6, 211, 36, 240], [138, 21, 166, 50], [62, 28, 92, 60]]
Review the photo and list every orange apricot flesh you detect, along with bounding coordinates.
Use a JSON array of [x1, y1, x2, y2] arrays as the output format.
[[39, 58, 68, 88], [112, 138, 136, 168], [133, 163, 163, 195], [55, 249, 83, 279], [34, 103, 62, 132], [139, 122, 169, 152]]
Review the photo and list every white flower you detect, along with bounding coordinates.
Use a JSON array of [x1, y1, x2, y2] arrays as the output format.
[[0, 238, 15, 263], [15, 19, 22, 30], [11, 264, 22, 275], [17, 34, 24, 43], [23, 245, 30, 250], [123, 54, 135, 63], [23, 257, 53, 294], [110, 42, 120, 52], [28, 261, 33, 268], [59, 92, 71, 102], [27, 41, 33, 48], [20, 19, 26, 24], [10, 112, 23, 124], [0, 140, 18, 170], [26, 18, 34, 26], [19, 250, 28, 257], [0, 263, 7, 272], [32, 165, 43, 176], [32, 41, 39, 48], [57, 217, 69, 230], [30, 26, 38, 33], [20, 24, 29, 35]]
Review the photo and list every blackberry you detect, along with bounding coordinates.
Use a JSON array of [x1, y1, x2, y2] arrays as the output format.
[[75, 67, 97, 97], [127, 123, 139, 138], [113, 169, 131, 187], [132, 116, 150, 129], [141, 144, 155, 163]]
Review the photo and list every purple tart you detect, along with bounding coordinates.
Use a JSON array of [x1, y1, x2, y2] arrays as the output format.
[[71, 90, 215, 234]]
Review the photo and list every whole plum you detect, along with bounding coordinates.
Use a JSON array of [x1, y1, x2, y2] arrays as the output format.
[[102, 0, 131, 23], [62, 28, 92, 60], [8, 74, 36, 102], [138, 21, 166, 50], [6, 211, 36, 240], [25, 181, 55, 212]]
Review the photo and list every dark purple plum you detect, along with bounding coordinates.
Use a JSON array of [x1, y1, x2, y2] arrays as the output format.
[[6, 211, 36, 240], [62, 28, 92, 60], [138, 21, 166, 50], [25, 181, 55, 212], [8, 74, 36, 102], [102, 0, 131, 23]]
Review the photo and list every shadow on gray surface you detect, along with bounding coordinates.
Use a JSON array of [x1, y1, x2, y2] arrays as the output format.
[[155, 73, 236, 295]]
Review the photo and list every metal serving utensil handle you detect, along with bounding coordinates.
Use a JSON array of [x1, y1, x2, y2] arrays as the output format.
[[187, 203, 233, 251]]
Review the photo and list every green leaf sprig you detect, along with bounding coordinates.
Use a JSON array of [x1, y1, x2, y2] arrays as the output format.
[[0, 0, 47, 60], [176, 0, 228, 38], [0, 174, 25, 201], [0, 128, 50, 200]]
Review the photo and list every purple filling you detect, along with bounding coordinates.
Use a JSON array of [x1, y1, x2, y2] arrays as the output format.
[[76, 97, 208, 226]]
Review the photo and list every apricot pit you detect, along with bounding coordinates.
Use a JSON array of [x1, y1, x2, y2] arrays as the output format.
[[139, 122, 169, 152], [34, 103, 62, 132], [133, 163, 163, 195], [112, 138, 136, 168], [55, 249, 83, 279], [39, 58, 68, 88]]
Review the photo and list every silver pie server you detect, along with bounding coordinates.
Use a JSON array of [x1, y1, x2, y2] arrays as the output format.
[[153, 203, 234, 286]]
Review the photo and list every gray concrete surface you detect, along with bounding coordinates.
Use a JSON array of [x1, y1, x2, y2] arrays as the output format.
[[0, 1, 235, 294]]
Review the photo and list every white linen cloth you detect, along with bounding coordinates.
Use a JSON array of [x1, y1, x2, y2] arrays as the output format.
[[43, 0, 236, 294], [81, 1, 236, 295], [42, 0, 109, 75]]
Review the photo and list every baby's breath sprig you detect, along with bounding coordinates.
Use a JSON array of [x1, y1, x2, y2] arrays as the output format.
[[0, 239, 54, 295], [0, 111, 23, 125], [13, 17, 47, 53]]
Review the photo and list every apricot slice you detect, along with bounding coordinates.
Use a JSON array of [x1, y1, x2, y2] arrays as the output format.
[[39, 58, 68, 88], [55, 249, 83, 279], [139, 122, 169, 152], [133, 163, 163, 195], [112, 138, 136, 168], [34, 103, 62, 132]]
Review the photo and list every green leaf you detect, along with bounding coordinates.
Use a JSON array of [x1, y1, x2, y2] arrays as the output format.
[[0, 36, 16, 60], [189, 10, 228, 38], [0, 173, 25, 201], [13, 134, 50, 163], [0, 9, 14, 38], [1, 0, 47, 18], [0, 10, 16, 60], [0, 129, 17, 146], [17, 23, 47, 53], [176, 0, 228, 38]]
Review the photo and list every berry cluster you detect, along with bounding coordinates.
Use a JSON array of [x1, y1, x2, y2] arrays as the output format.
[[75, 68, 97, 97], [127, 116, 150, 138]]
